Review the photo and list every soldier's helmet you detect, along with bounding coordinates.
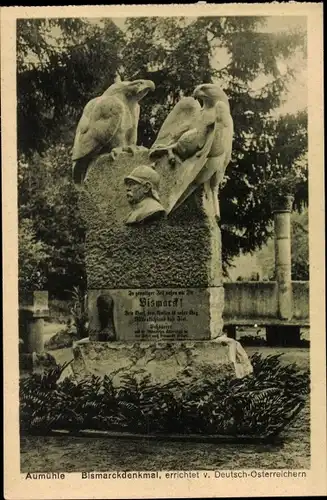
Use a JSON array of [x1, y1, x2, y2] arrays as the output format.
[[124, 165, 160, 202]]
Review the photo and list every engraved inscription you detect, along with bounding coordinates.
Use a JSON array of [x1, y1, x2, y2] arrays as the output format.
[[124, 289, 203, 340]]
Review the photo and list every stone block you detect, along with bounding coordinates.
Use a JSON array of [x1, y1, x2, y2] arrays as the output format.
[[78, 149, 224, 340], [71, 339, 253, 393], [79, 150, 222, 289]]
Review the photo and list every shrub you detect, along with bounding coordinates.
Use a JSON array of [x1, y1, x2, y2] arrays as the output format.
[[70, 286, 88, 339], [238, 335, 267, 347], [48, 299, 73, 324], [20, 354, 309, 439], [18, 218, 49, 294]]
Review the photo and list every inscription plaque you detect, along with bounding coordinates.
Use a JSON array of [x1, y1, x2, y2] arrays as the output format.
[[88, 288, 219, 341]]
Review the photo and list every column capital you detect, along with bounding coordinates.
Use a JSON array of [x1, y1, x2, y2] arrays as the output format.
[[19, 290, 49, 318], [271, 194, 294, 214]]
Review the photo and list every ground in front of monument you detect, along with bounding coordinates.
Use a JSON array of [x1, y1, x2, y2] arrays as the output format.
[[20, 347, 309, 472]]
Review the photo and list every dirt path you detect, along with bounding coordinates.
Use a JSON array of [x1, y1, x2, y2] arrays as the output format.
[[20, 402, 309, 472]]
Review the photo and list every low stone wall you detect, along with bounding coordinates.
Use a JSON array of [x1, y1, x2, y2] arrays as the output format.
[[292, 281, 309, 320], [224, 282, 277, 320], [223, 281, 309, 325]]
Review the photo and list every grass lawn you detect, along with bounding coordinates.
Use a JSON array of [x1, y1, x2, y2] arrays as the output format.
[[20, 346, 310, 473]]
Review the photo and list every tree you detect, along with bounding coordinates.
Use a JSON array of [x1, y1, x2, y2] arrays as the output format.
[[18, 218, 49, 294], [18, 144, 86, 297], [17, 18, 124, 155], [291, 209, 309, 280]]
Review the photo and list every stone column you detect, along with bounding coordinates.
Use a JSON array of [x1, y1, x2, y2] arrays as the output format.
[[19, 291, 49, 353], [272, 195, 294, 320], [26, 317, 45, 353]]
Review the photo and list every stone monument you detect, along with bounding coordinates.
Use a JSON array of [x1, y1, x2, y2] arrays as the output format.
[[71, 78, 252, 382]]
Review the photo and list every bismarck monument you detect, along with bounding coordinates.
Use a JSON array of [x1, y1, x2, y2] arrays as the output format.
[[71, 78, 252, 386]]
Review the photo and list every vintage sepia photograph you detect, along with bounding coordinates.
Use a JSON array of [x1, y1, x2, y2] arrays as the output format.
[[2, 4, 326, 499]]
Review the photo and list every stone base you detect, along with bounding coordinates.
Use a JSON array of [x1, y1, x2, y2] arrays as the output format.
[[71, 339, 253, 392]]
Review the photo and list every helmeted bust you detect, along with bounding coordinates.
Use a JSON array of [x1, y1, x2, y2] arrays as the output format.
[[124, 165, 166, 225]]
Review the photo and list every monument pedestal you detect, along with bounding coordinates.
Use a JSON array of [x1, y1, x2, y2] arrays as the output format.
[[75, 147, 252, 382], [78, 149, 225, 341]]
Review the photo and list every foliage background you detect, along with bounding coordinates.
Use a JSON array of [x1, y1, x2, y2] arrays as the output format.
[[17, 17, 308, 296]]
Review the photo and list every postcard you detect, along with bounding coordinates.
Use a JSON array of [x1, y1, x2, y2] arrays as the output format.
[[2, 3, 326, 499]]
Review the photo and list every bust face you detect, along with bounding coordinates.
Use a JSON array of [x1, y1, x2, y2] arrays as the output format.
[[125, 179, 151, 206]]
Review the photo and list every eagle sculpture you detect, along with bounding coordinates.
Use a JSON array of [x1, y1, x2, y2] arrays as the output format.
[[192, 83, 234, 220], [72, 79, 155, 184], [149, 97, 205, 165], [149, 84, 233, 220]]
